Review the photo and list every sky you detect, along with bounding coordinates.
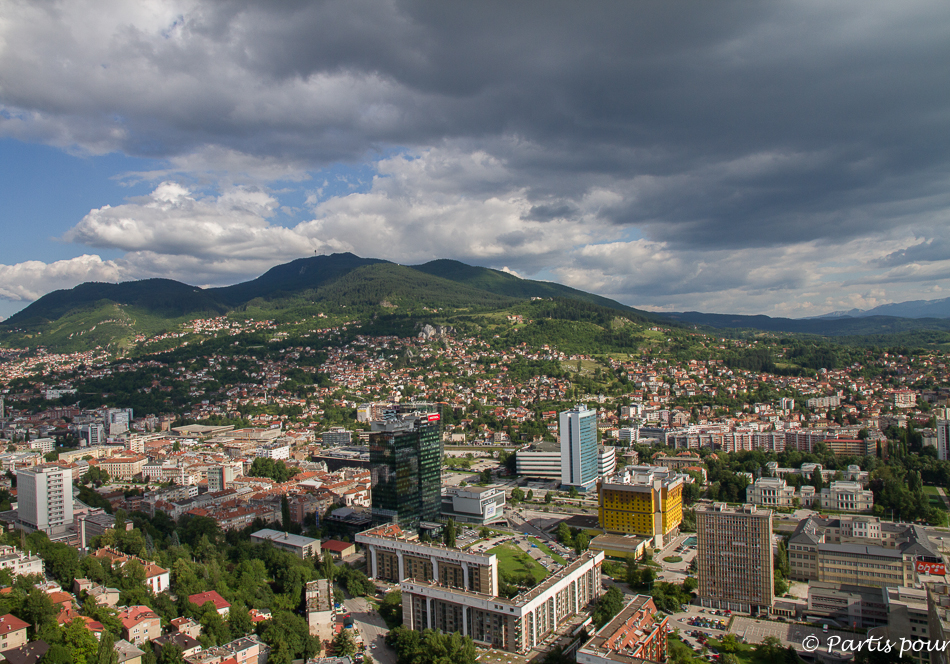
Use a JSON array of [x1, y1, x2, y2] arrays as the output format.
[[2, 0, 950, 320]]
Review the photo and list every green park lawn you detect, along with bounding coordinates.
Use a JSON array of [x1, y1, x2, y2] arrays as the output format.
[[487, 543, 549, 584]]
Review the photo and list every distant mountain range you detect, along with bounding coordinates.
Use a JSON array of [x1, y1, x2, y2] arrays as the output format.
[[808, 296, 950, 320], [3, 252, 949, 352], [0, 253, 662, 352]]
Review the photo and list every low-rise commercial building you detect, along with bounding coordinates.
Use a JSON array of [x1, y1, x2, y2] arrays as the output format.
[[305, 579, 335, 642], [515, 442, 562, 480], [440, 486, 506, 526], [250, 529, 320, 558]]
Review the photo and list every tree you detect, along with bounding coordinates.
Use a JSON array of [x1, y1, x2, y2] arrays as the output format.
[[227, 603, 253, 637], [333, 627, 357, 657], [721, 634, 740, 653], [592, 587, 624, 627], [511, 488, 524, 503], [157, 643, 185, 664], [527, 489, 534, 500], [64, 619, 100, 664], [544, 491, 553, 504], [21, 587, 56, 637], [281, 495, 292, 531], [96, 631, 119, 664], [321, 550, 337, 581], [625, 555, 640, 588], [378, 590, 403, 628], [574, 532, 590, 553], [444, 519, 457, 548], [754, 636, 784, 662]]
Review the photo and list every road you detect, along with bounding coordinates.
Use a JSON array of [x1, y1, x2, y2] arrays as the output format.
[[343, 596, 395, 664]]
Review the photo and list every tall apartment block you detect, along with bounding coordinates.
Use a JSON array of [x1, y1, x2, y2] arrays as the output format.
[[17, 464, 74, 534], [369, 406, 442, 527], [696, 503, 774, 614], [597, 465, 684, 547], [357, 524, 604, 653], [938, 420, 950, 461], [560, 404, 598, 491]]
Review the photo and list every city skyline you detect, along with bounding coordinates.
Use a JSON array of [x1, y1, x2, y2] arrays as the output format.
[[2, 2, 950, 320]]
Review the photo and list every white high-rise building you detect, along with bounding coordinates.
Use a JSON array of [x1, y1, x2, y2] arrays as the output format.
[[560, 404, 598, 491], [17, 464, 73, 534], [79, 423, 105, 447], [937, 421, 950, 461]]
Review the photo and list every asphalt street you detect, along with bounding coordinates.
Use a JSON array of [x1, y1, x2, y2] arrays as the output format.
[[343, 596, 396, 664]]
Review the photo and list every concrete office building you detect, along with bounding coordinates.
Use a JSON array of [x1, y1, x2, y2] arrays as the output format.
[[696, 503, 774, 614], [17, 464, 73, 534], [250, 529, 320, 558], [369, 407, 442, 527], [440, 486, 506, 526], [357, 524, 499, 595], [560, 404, 598, 491], [789, 517, 939, 588], [515, 442, 562, 480], [321, 428, 352, 446], [401, 551, 604, 653], [806, 582, 888, 630], [79, 423, 105, 448], [207, 465, 236, 493], [598, 465, 684, 547]]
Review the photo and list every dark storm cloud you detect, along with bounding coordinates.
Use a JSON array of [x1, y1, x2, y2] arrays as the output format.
[[3, 0, 950, 314]]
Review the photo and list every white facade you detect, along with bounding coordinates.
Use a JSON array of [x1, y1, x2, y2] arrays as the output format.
[[28, 438, 55, 455], [515, 449, 562, 479], [745, 477, 799, 507], [617, 427, 638, 443], [0, 545, 44, 577], [560, 404, 598, 491], [597, 446, 616, 478], [441, 486, 505, 525], [255, 443, 290, 460], [938, 421, 950, 462], [17, 464, 73, 533], [819, 481, 874, 512]]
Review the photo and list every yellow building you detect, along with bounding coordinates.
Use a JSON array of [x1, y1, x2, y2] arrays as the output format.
[[598, 465, 684, 547]]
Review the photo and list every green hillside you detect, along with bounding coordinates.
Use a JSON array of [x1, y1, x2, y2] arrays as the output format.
[[412, 259, 656, 319], [4, 278, 226, 327]]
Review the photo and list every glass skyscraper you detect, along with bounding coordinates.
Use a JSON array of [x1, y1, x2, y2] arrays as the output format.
[[370, 406, 443, 528], [560, 404, 598, 491]]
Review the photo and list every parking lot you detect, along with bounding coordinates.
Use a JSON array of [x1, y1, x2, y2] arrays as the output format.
[[731, 616, 853, 649]]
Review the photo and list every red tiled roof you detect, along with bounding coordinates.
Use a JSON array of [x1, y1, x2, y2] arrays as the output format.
[[0, 614, 29, 636], [320, 540, 353, 553], [188, 591, 230, 611]]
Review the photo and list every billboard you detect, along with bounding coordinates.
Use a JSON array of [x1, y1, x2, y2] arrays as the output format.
[[427, 413, 441, 422], [917, 560, 946, 575]]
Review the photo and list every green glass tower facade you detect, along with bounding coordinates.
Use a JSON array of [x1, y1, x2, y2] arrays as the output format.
[[370, 409, 443, 528]]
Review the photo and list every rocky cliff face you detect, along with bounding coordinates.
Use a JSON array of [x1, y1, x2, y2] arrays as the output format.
[[417, 323, 455, 339]]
